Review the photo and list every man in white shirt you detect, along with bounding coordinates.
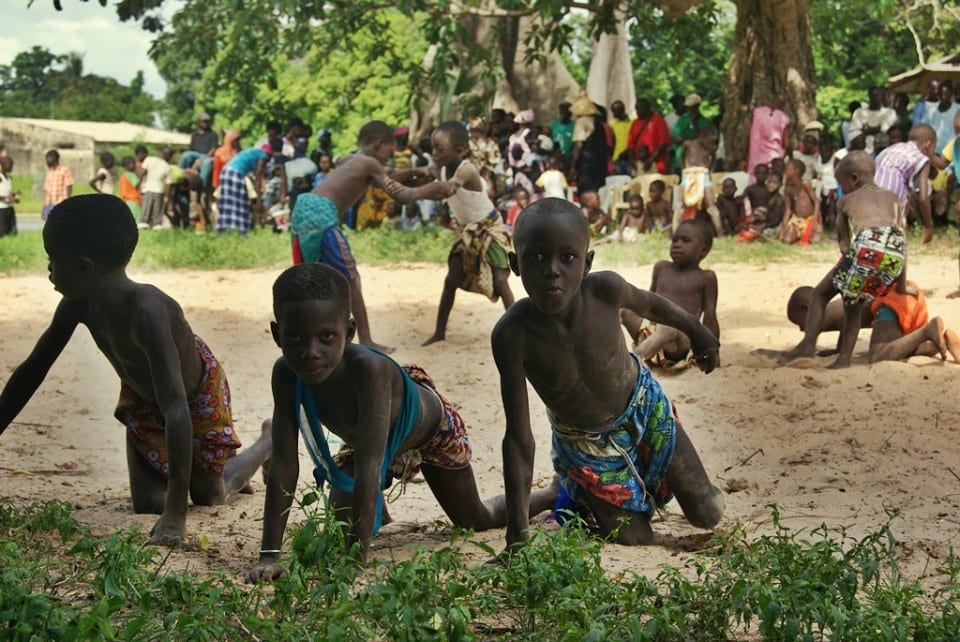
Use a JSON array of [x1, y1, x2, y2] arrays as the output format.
[[848, 87, 897, 155], [136, 145, 173, 229]]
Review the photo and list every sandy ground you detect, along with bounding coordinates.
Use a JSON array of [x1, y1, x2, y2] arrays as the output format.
[[2, 252, 960, 583]]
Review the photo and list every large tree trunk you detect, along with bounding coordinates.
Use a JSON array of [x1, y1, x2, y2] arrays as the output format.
[[587, 11, 636, 115], [721, 0, 817, 169]]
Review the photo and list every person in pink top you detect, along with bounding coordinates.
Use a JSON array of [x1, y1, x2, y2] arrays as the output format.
[[745, 94, 792, 182]]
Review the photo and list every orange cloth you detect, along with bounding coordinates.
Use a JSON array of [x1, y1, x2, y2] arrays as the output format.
[[118, 171, 140, 205], [870, 282, 928, 335], [212, 130, 241, 188]]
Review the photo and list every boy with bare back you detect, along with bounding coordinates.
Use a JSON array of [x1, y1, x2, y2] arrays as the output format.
[[245, 263, 555, 582], [781, 152, 907, 368], [646, 179, 672, 231], [0, 195, 271, 545], [621, 219, 719, 372], [778, 159, 822, 244], [492, 197, 724, 551], [676, 124, 723, 235], [291, 120, 446, 354]]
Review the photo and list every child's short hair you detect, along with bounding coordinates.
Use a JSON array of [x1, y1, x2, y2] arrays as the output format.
[[835, 150, 875, 178], [46, 149, 60, 162], [43, 195, 138, 268], [513, 197, 588, 249], [272, 263, 351, 322], [650, 179, 666, 193], [357, 121, 394, 148], [788, 159, 806, 176], [435, 120, 469, 150], [627, 193, 643, 205], [787, 286, 813, 327], [677, 218, 714, 251], [121, 155, 135, 167], [134, 144, 148, 156], [766, 173, 783, 186], [513, 185, 529, 197], [266, 120, 281, 135], [908, 123, 937, 146], [99, 151, 115, 166]]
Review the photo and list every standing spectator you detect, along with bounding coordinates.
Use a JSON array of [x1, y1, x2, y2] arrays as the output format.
[[89, 151, 115, 195], [671, 94, 710, 173], [316, 129, 334, 159], [42, 149, 72, 220], [117, 156, 141, 221], [627, 98, 671, 175], [874, 124, 936, 244], [923, 80, 960, 154], [136, 145, 173, 230], [569, 95, 609, 199], [609, 100, 633, 175], [745, 94, 791, 181], [848, 87, 897, 155], [180, 112, 219, 188], [912, 79, 940, 126], [0, 156, 18, 236], [549, 101, 574, 158], [508, 110, 536, 196], [892, 93, 913, 142], [841, 100, 861, 149]]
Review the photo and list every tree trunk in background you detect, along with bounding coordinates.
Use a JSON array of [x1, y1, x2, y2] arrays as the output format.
[[721, 0, 817, 169], [587, 11, 636, 116]]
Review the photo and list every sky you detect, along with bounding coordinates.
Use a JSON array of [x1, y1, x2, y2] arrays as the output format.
[[2, 1, 172, 98]]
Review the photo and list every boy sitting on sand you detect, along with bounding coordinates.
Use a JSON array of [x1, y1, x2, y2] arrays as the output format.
[[783, 283, 956, 364], [245, 263, 555, 582], [0, 195, 271, 545], [621, 219, 719, 372], [492, 197, 724, 551], [778, 159, 821, 245], [781, 152, 907, 368]]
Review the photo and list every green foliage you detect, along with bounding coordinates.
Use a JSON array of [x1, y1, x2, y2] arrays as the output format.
[[2, 497, 960, 639], [0, 46, 158, 123]]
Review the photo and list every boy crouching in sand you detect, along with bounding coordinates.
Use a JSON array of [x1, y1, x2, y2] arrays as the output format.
[[0, 194, 271, 545], [621, 219, 719, 372], [782, 152, 907, 368], [245, 263, 555, 583], [492, 197, 724, 552]]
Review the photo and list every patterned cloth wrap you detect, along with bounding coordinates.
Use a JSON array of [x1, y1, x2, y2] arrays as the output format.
[[115, 335, 241, 478], [636, 319, 695, 372], [216, 165, 253, 233], [295, 357, 471, 534], [681, 166, 711, 208], [832, 226, 905, 304], [551, 355, 676, 519], [452, 211, 511, 302], [290, 192, 358, 279]]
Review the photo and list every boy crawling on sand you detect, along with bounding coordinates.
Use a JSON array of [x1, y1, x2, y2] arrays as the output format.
[[781, 152, 907, 368], [245, 263, 554, 582], [0, 195, 271, 545], [492, 197, 724, 551], [621, 219, 719, 372]]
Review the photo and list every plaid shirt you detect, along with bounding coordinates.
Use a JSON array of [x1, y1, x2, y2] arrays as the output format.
[[43, 164, 73, 206]]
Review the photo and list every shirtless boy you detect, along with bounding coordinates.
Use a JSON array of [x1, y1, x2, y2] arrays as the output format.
[[291, 120, 445, 354], [245, 263, 555, 582], [492, 197, 724, 550], [781, 152, 906, 368], [716, 177, 741, 235], [621, 219, 719, 371], [676, 124, 722, 235], [646, 179, 672, 230], [778, 159, 821, 244], [0, 195, 271, 545], [784, 284, 954, 363]]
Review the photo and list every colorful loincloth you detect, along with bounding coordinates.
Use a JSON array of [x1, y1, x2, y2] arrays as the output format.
[[116, 335, 241, 479], [870, 280, 927, 335], [832, 226, 905, 304], [355, 185, 394, 231], [291, 192, 358, 279], [681, 166, 711, 208], [786, 214, 817, 245], [636, 319, 695, 372], [551, 355, 676, 519], [295, 355, 471, 534], [452, 210, 511, 301]]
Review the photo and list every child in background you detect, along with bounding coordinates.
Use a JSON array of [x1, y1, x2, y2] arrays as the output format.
[[621, 219, 719, 371], [89, 152, 116, 195], [715, 177, 741, 235], [0, 156, 19, 237], [618, 193, 647, 241], [117, 156, 142, 221], [646, 179, 672, 231], [492, 198, 723, 553], [534, 155, 569, 199], [43, 149, 73, 220], [778, 159, 821, 244], [580, 190, 609, 236], [505, 186, 530, 230], [742, 163, 770, 224], [764, 174, 785, 231], [311, 153, 333, 188], [677, 125, 722, 235], [819, 136, 838, 229]]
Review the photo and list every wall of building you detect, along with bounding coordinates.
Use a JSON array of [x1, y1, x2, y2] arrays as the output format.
[[0, 119, 96, 200]]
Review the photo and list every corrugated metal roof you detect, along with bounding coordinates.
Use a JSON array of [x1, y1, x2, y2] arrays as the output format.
[[4, 118, 191, 146]]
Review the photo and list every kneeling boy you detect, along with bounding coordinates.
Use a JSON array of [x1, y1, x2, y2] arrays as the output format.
[[245, 263, 554, 583], [0, 194, 271, 545], [492, 197, 724, 552]]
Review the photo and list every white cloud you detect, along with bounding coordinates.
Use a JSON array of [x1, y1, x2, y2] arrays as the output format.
[[3, 1, 169, 97]]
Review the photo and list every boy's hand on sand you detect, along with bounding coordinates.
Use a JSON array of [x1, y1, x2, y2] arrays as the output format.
[[244, 561, 287, 584], [148, 513, 186, 547]]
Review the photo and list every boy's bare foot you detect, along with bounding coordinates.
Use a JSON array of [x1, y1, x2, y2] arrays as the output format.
[[149, 514, 186, 546], [947, 289, 960, 299], [944, 329, 960, 363], [924, 317, 947, 360], [827, 356, 852, 369], [363, 341, 395, 354], [778, 345, 815, 363], [421, 334, 445, 347]]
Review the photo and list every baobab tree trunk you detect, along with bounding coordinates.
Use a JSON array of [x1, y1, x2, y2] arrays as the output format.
[[587, 11, 636, 115], [720, 0, 817, 169]]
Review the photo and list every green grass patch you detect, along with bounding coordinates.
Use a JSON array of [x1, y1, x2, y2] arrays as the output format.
[[1, 497, 957, 640], [0, 223, 955, 274]]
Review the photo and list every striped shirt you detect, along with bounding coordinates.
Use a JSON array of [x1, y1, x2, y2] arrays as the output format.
[[874, 142, 928, 217]]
